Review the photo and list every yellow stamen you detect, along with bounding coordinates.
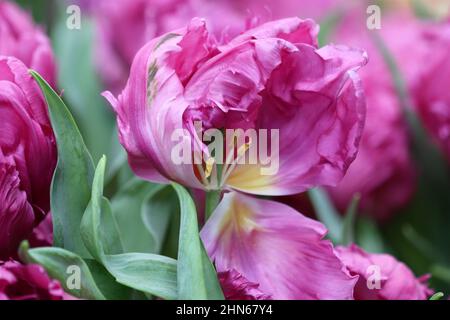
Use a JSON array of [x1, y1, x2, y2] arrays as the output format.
[[205, 157, 215, 179]]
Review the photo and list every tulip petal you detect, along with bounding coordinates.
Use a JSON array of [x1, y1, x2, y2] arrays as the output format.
[[223, 17, 319, 49], [108, 19, 221, 189], [227, 44, 367, 195], [201, 192, 357, 299], [0, 152, 34, 259], [336, 244, 433, 300]]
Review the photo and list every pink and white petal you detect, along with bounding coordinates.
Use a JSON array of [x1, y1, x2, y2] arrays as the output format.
[[107, 20, 220, 189], [227, 45, 367, 195], [201, 192, 357, 299]]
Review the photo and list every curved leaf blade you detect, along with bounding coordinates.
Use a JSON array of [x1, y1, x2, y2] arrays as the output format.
[[81, 157, 178, 299], [19, 242, 105, 300], [172, 184, 224, 300], [104, 253, 177, 300], [30, 70, 94, 257]]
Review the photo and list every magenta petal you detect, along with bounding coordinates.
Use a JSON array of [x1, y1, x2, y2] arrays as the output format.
[[336, 244, 433, 300], [0, 153, 34, 259], [223, 17, 319, 49], [28, 213, 53, 248], [111, 17, 367, 195], [218, 269, 271, 300], [201, 192, 357, 299], [0, 57, 56, 259], [0, 260, 76, 300], [227, 44, 367, 195], [106, 19, 221, 189], [0, 1, 56, 86]]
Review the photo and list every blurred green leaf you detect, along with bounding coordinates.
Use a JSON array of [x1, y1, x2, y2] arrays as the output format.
[[52, 13, 117, 168], [355, 216, 385, 253], [429, 292, 445, 300], [142, 186, 178, 254], [19, 241, 105, 300], [318, 11, 343, 47], [432, 265, 450, 285], [411, 0, 436, 20], [31, 70, 93, 258], [205, 190, 221, 221], [308, 188, 342, 243], [341, 194, 360, 246], [14, 0, 55, 27], [110, 179, 162, 253], [172, 184, 224, 300]]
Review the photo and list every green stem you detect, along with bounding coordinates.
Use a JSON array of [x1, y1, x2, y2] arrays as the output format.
[[205, 190, 221, 221]]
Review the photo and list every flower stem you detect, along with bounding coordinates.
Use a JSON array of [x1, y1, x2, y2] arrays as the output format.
[[205, 190, 221, 221]]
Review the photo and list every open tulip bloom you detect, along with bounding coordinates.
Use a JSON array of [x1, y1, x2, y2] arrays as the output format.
[[1, 0, 450, 302], [104, 17, 367, 196]]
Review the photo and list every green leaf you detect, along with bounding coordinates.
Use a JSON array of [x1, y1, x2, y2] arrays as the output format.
[[341, 194, 360, 245], [80, 156, 109, 261], [429, 292, 445, 300], [411, 0, 436, 20], [14, 0, 52, 26], [205, 190, 221, 221], [142, 186, 179, 253], [19, 242, 105, 300], [432, 265, 450, 285], [111, 178, 161, 253], [30, 70, 93, 258], [318, 11, 343, 47], [103, 253, 177, 300], [172, 184, 224, 300], [308, 187, 342, 243], [81, 157, 178, 299], [355, 216, 385, 253], [52, 14, 116, 165], [84, 259, 133, 300]]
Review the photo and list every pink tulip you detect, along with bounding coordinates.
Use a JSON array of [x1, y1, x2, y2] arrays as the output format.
[[0, 0, 56, 86], [91, 0, 247, 93], [105, 17, 367, 196], [225, 0, 341, 21], [0, 57, 57, 259], [412, 23, 450, 161], [91, 0, 343, 93], [201, 192, 358, 299], [336, 244, 433, 300], [0, 260, 75, 300], [326, 9, 417, 220]]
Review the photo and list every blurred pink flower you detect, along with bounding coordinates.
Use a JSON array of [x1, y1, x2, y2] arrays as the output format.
[[0, 260, 75, 300], [91, 0, 344, 93], [91, 0, 247, 93], [201, 192, 357, 299], [327, 9, 417, 220], [412, 23, 450, 161], [0, 0, 56, 86], [0, 57, 56, 259], [105, 17, 367, 195], [225, 0, 341, 20], [336, 244, 433, 300]]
